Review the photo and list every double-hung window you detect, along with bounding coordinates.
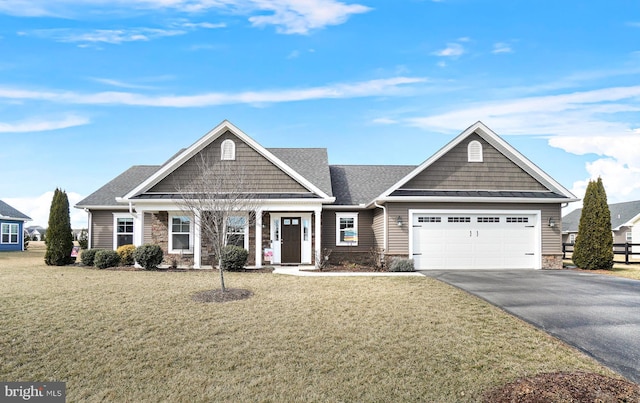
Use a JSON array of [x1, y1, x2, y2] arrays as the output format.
[[226, 215, 247, 249], [170, 215, 193, 253], [336, 213, 358, 246], [1, 223, 19, 244], [116, 217, 134, 247]]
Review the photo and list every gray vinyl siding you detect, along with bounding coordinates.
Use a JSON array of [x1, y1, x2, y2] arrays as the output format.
[[404, 133, 547, 191], [385, 202, 562, 256], [144, 212, 153, 244], [91, 210, 119, 249], [149, 131, 308, 193], [321, 210, 376, 251], [372, 208, 385, 250]]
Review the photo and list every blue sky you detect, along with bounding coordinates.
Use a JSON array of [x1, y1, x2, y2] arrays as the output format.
[[2, 0, 640, 228]]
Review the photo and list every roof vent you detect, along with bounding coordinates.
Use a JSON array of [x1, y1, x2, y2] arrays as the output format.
[[468, 140, 483, 162]]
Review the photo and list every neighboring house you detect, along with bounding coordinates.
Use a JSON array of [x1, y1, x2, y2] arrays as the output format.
[[26, 226, 46, 241], [562, 200, 640, 251], [75, 120, 577, 270], [0, 200, 31, 251]]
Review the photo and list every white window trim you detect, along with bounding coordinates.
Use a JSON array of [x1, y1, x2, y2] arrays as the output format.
[[221, 139, 236, 161], [225, 214, 249, 250], [468, 140, 483, 162], [113, 213, 135, 250], [569, 233, 576, 243], [336, 212, 358, 246], [169, 213, 194, 254], [1, 222, 19, 244], [626, 231, 633, 242]]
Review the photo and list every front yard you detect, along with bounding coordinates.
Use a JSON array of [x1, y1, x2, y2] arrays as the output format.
[[0, 248, 618, 402]]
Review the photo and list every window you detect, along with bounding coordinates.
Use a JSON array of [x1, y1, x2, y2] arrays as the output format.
[[477, 217, 500, 223], [336, 213, 358, 246], [226, 215, 247, 248], [626, 232, 633, 242], [116, 217, 134, 247], [468, 140, 483, 162], [418, 216, 441, 223], [170, 215, 192, 253], [569, 233, 576, 243], [507, 217, 529, 223], [448, 217, 471, 223], [1, 223, 19, 244], [221, 139, 236, 160]]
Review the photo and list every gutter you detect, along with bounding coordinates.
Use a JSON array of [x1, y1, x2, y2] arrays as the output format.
[[374, 201, 387, 251]]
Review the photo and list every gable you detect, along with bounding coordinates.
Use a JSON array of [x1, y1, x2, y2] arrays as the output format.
[[148, 131, 309, 194], [403, 133, 547, 191]]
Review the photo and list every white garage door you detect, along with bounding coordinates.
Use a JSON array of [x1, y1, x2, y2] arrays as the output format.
[[411, 211, 538, 270]]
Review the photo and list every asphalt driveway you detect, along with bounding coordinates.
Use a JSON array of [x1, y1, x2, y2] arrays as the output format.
[[421, 270, 640, 384]]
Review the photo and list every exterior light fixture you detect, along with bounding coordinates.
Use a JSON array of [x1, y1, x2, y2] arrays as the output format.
[[548, 217, 556, 227], [397, 216, 403, 227]]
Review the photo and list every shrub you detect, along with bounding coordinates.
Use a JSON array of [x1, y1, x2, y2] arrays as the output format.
[[44, 188, 74, 266], [133, 244, 164, 270], [221, 245, 248, 271], [78, 229, 89, 249], [117, 244, 136, 266], [388, 257, 415, 272], [80, 249, 101, 266], [94, 250, 120, 269]]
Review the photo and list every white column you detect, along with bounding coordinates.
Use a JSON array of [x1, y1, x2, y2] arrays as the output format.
[[193, 213, 201, 269], [133, 210, 144, 247], [255, 209, 263, 268], [314, 207, 322, 265]]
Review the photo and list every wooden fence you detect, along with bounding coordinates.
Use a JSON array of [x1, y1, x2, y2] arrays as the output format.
[[562, 243, 640, 264]]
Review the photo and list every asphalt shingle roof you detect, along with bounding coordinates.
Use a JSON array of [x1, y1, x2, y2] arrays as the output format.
[[330, 165, 415, 205], [268, 148, 333, 197], [0, 199, 31, 220], [562, 199, 640, 232], [75, 165, 161, 207]]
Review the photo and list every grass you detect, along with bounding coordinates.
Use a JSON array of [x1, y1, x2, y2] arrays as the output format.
[[564, 257, 640, 280], [1, 246, 617, 402]]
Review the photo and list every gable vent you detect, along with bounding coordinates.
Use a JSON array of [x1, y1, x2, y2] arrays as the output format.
[[468, 140, 483, 162], [221, 139, 236, 160]]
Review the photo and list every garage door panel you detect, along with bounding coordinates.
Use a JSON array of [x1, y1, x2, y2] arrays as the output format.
[[412, 212, 538, 270]]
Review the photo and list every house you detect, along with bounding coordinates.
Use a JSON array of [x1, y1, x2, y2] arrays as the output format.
[[562, 200, 640, 250], [0, 200, 31, 251], [26, 226, 46, 241], [75, 120, 577, 270]]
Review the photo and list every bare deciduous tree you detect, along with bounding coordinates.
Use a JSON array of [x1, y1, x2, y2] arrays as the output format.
[[176, 154, 259, 292]]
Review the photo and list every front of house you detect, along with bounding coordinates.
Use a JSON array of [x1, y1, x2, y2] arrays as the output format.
[[0, 200, 31, 252], [76, 120, 577, 270]]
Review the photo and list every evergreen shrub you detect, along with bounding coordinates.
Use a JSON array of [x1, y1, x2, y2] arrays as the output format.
[[221, 245, 249, 271], [94, 250, 120, 269], [133, 244, 164, 270]]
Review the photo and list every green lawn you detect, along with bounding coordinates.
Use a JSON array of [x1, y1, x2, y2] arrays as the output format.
[[1, 248, 615, 402]]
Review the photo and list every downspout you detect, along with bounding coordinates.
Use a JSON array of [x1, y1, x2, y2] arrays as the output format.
[[84, 208, 92, 249], [374, 201, 387, 251]]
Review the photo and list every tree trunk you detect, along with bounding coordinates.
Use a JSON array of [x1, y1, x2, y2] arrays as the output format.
[[218, 257, 226, 292]]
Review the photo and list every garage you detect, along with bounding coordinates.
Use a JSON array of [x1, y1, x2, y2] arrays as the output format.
[[410, 210, 540, 270]]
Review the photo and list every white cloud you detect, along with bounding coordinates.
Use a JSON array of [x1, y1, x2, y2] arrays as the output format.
[[0, 76, 427, 107], [492, 42, 512, 54], [3, 192, 88, 228], [27, 28, 185, 44], [0, 115, 90, 133], [90, 77, 157, 90], [432, 42, 464, 58], [372, 117, 398, 125], [1, 0, 370, 35]]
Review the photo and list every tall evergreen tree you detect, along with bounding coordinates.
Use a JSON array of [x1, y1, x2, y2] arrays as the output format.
[[45, 188, 74, 266], [572, 177, 613, 270]]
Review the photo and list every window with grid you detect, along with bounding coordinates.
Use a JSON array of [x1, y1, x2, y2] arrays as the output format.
[[170, 215, 192, 252], [1, 223, 19, 244]]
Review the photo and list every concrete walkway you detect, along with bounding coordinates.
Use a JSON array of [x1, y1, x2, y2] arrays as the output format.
[[273, 266, 423, 277]]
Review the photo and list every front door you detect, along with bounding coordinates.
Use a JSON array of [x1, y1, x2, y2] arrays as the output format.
[[281, 217, 301, 263]]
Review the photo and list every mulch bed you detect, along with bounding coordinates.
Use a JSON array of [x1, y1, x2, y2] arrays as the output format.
[[191, 288, 253, 303], [484, 372, 640, 402]]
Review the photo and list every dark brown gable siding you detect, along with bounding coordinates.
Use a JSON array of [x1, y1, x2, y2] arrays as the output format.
[[149, 131, 308, 193], [404, 133, 547, 191]]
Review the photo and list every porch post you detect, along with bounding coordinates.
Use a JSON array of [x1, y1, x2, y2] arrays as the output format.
[[314, 207, 322, 265], [193, 213, 201, 269], [133, 209, 144, 247], [255, 209, 263, 268]]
